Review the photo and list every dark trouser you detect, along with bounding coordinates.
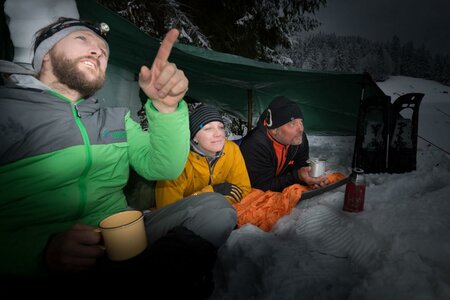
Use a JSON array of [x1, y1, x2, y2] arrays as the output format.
[[91, 226, 217, 298], [3, 226, 217, 299]]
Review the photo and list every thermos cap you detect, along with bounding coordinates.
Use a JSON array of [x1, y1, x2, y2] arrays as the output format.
[[353, 168, 364, 174]]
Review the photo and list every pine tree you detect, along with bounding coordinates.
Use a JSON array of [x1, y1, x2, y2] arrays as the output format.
[[389, 35, 401, 75], [400, 41, 415, 76], [431, 54, 445, 82], [415, 44, 432, 79], [100, 0, 326, 62], [442, 55, 450, 86]]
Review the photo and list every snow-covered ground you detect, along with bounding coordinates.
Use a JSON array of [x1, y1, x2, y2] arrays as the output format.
[[211, 76, 450, 300]]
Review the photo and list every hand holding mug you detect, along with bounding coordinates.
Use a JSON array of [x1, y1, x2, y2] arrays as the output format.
[[45, 223, 104, 273], [298, 166, 329, 189]]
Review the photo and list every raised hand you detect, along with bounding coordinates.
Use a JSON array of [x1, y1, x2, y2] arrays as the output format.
[[138, 28, 189, 113]]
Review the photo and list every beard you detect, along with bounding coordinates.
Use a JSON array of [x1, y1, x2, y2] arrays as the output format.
[[292, 134, 303, 145], [50, 50, 105, 97]]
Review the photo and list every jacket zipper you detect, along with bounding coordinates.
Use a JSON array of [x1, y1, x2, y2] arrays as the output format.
[[72, 101, 93, 219], [47, 90, 92, 219], [74, 103, 81, 118], [279, 145, 298, 175]]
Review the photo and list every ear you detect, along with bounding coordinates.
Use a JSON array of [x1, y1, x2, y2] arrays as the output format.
[[193, 139, 199, 144], [37, 53, 52, 77], [267, 128, 277, 136], [43, 52, 50, 63], [40, 53, 51, 72]]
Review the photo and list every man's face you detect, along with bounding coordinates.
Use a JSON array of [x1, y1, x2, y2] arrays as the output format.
[[48, 31, 108, 96], [271, 118, 304, 146]]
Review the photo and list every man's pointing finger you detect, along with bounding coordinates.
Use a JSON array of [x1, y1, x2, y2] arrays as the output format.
[[155, 28, 179, 63]]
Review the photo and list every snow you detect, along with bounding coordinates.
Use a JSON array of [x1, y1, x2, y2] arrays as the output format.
[[211, 76, 450, 300]]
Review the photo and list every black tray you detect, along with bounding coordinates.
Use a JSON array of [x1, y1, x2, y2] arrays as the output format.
[[300, 176, 349, 200]]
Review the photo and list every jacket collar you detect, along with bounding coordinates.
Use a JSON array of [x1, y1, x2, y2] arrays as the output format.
[[190, 140, 224, 164]]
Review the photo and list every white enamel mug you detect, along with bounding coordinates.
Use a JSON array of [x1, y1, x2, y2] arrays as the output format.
[[308, 158, 326, 178]]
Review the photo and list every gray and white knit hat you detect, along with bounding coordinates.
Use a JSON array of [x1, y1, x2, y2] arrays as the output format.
[[32, 18, 109, 74], [189, 105, 224, 139]]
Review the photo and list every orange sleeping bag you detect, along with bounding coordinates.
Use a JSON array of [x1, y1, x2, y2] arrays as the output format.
[[232, 172, 346, 231]]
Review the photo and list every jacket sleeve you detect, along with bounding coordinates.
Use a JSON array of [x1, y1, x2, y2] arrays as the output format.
[[155, 171, 216, 208], [155, 171, 188, 208], [126, 100, 190, 181], [0, 222, 72, 276], [225, 141, 252, 199]]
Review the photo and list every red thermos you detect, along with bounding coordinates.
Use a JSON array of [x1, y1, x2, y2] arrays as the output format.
[[343, 168, 366, 212]]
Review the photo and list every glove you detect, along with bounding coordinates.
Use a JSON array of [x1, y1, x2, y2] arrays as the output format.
[[212, 181, 243, 203]]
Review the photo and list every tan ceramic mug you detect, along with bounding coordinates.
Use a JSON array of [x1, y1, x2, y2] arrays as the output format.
[[99, 210, 148, 261]]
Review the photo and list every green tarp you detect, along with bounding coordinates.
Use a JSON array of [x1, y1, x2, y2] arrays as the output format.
[[1, 0, 386, 135], [75, 0, 386, 135]]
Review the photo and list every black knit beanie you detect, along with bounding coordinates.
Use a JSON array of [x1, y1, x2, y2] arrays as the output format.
[[189, 105, 224, 139], [265, 96, 303, 129]]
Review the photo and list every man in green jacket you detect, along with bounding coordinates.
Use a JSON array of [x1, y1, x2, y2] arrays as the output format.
[[0, 17, 236, 295]]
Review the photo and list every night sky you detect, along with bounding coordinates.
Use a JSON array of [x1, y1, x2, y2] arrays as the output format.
[[315, 0, 450, 56]]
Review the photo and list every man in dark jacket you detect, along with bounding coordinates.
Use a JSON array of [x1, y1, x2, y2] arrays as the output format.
[[240, 96, 328, 192]]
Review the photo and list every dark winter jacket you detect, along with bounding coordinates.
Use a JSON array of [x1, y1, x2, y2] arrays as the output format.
[[239, 118, 310, 192]]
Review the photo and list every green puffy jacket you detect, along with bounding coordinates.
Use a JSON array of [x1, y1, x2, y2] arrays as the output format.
[[0, 74, 189, 276]]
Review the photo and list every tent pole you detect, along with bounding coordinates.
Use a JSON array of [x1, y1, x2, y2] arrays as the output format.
[[247, 89, 253, 130]]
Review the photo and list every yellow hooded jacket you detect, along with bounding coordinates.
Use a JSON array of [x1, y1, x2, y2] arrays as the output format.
[[156, 140, 251, 208]]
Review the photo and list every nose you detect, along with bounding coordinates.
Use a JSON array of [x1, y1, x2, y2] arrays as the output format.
[[296, 121, 303, 133], [87, 41, 105, 59], [89, 47, 102, 58], [213, 127, 225, 137]]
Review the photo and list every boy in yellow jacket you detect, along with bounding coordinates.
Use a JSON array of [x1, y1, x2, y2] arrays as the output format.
[[156, 105, 251, 208]]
